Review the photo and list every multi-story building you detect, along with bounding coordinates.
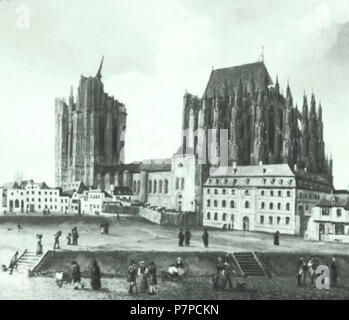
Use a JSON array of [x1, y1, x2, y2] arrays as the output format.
[[305, 191, 349, 242], [5, 180, 67, 214], [202, 163, 332, 235], [81, 189, 113, 215]]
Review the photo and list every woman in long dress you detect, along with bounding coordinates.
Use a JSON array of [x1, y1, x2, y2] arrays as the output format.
[[36, 234, 43, 255], [89, 259, 101, 290], [138, 261, 149, 293], [148, 262, 157, 295]]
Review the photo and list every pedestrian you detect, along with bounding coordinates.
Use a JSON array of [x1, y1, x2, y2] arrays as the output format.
[[178, 228, 184, 247], [273, 231, 280, 246], [66, 233, 72, 245], [89, 259, 101, 290], [53, 231, 62, 250], [17, 223, 22, 232], [308, 256, 319, 285], [100, 224, 105, 234], [36, 234, 43, 255], [138, 261, 149, 293], [184, 228, 191, 247], [202, 228, 209, 248], [215, 256, 225, 289], [296, 257, 305, 286], [127, 260, 138, 295], [223, 261, 235, 290], [148, 262, 157, 295], [71, 261, 83, 290], [105, 222, 109, 235], [330, 257, 338, 288], [8, 251, 19, 275], [72, 227, 79, 245]]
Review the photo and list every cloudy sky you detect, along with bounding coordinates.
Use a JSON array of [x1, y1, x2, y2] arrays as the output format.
[[1, 0, 349, 188]]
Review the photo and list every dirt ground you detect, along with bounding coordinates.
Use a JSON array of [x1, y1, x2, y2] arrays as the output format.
[[1, 215, 349, 300]]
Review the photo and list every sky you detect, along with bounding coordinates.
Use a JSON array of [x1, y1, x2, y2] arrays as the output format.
[[1, 0, 349, 188]]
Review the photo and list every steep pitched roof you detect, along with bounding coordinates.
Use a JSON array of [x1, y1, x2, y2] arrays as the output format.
[[203, 61, 272, 98], [316, 194, 349, 209], [210, 164, 294, 178]]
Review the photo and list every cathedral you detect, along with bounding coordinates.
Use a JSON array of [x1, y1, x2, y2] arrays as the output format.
[[181, 61, 333, 182], [55, 57, 127, 188]]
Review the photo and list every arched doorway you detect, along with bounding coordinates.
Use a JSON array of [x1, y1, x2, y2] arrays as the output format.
[[243, 216, 250, 231]]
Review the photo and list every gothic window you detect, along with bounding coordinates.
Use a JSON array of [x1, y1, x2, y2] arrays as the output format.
[[164, 179, 169, 193], [153, 180, 157, 193], [15, 199, 19, 208], [113, 119, 118, 153], [99, 118, 105, 153], [137, 181, 141, 194], [159, 180, 163, 193], [148, 180, 152, 193]]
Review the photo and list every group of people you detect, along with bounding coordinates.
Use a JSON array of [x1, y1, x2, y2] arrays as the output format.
[[35, 227, 80, 255], [296, 256, 338, 288], [100, 222, 109, 234], [127, 260, 158, 295], [178, 228, 209, 248], [213, 254, 237, 290]]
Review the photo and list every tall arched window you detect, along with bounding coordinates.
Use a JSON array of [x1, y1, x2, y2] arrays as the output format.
[[153, 180, 157, 193], [137, 181, 140, 194], [15, 199, 19, 208], [148, 180, 152, 193], [245, 201, 249, 209], [159, 180, 163, 193], [164, 179, 169, 193]]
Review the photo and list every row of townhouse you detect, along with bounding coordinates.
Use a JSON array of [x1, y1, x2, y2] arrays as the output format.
[[202, 163, 333, 235], [0, 180, 133, 215]]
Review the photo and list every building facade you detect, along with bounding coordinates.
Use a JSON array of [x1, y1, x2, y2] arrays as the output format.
[[305, 192, 349, 242], [202, 163, 333, 235], [55, 57, 127, 188]]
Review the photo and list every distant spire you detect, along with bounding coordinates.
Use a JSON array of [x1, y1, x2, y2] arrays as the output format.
[[318, 101, 323, 121], [275, 74, 279, 93], [286, 79, 292, 98], [259, 45, 264, 62], [96, 56, 104, 80]]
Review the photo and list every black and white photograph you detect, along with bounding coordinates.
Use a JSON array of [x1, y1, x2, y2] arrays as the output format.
[[1, 0, 349, 304]]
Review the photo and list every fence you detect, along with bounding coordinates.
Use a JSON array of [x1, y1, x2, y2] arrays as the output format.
[[139, 208, 198, 226]]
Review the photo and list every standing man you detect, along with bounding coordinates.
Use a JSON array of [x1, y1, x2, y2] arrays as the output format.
[[127, 260, 138, 296], [8, 251, 19, 275], [178, 228, 184, 247], [53, 231, 62, 250], [330, 257, 338, 288], [72, 227, 79, 245], [202, 228, 209, 248], [184, 228, 191, 247]]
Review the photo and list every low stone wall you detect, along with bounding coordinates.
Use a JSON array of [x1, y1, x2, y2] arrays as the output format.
[[139, 208, 198, 226], [103, 203, 139, 215]]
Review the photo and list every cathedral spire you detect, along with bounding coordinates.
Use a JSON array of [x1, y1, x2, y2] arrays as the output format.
[[96, 56, 104, 80], [275, 74, 279, 94], [286, 79, 292, 98], [318, 101, 322, 121]]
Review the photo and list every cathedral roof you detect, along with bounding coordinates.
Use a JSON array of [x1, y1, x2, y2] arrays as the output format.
[[203, 61, 272, 98]]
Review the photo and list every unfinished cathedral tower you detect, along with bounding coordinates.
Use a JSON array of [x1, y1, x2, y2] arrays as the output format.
[[55, 57, 127, 188], [181, 61, 332, 182]]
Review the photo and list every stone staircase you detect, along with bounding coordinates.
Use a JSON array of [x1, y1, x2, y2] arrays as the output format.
[[14, 250, 43, 275], [232, 252, 267, 277]]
